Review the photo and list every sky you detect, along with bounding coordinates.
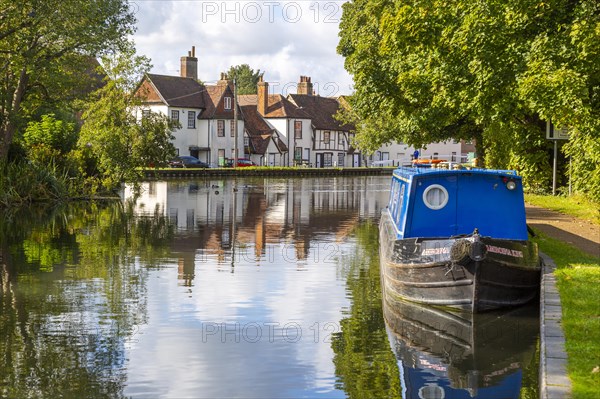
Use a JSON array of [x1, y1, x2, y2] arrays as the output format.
[[131, 0, 354, 96]]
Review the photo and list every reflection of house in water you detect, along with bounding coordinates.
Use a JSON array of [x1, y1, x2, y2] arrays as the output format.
[[123, 177, 388, 286]]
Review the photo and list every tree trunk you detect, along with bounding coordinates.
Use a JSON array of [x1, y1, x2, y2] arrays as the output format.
[[474, 129, 485, 168], [0, 67, 29, 160]]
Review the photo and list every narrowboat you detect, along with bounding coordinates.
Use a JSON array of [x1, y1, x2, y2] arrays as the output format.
[[379, 166, 542, 313], [383, 293, 539, 398]]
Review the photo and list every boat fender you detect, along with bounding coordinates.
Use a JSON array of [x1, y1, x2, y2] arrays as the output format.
[[450, 239, 472, 266], [469, 240, 488, 262]]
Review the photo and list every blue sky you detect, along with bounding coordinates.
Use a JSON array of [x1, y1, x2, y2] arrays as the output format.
[[131, 0, 354, 96]]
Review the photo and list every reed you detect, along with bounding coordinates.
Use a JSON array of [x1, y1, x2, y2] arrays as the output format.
[[0, 161, 71, 207]]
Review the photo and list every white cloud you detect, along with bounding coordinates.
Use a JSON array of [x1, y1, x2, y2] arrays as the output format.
[[131, 1, 354, 96]]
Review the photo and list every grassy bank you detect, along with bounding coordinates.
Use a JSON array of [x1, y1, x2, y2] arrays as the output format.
[[525, 194, 600, 225], [533, 230, 600, 398]]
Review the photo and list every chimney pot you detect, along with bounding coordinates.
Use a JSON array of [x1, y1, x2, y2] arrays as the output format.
[[258, 79, 269, 116], [297, 75, 313, 96]]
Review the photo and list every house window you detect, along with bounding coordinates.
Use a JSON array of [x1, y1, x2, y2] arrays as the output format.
[[324, 153, 333, 167], [230, 120, 235, 137], [244, 136, 249, 147], [323, 131, 330, 144], [188, 111, 196, 128], [337, 153, 344, 167], [171, 110, 179, 122], [224, 96, 232, 110], [294, 147, 302, 161], [142, 109, 150, 118], [217, 120, 225, 137], [433, 152, 439, 159], [294, 120, 302, 139], [218, 149, 226, 166], [338, 133, 345, 146], [303, 148, 310, 162]]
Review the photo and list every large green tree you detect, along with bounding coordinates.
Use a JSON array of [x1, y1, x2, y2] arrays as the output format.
[[79, 47, 179, 191], [226, 64, 263, 95], [0, 0, 135, 160], [338, 0, 600, 199]]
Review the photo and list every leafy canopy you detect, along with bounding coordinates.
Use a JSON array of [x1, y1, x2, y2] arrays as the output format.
[[78, 46, 179, 191], [226, 64, 264, 95], [0, 0, 135, 160], [338, 0, 600, 199]]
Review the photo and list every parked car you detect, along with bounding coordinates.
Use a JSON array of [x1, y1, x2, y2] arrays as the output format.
[[225, 158, 257, 167], [169, 156, 209, 168]]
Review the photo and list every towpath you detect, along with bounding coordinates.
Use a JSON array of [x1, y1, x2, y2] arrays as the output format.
[[525, 204, 600, 258]]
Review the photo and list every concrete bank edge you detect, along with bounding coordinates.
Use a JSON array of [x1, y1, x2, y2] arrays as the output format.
[[539, 252, 572, 399]]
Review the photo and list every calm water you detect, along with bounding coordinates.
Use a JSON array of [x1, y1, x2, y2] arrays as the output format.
[[0, 176, 539, 398]]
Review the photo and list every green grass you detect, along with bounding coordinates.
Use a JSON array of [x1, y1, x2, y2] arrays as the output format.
[[533, 230, 600, 398], [525, 193, 600, 225]]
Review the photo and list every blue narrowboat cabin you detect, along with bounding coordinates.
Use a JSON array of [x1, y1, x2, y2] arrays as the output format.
[[379, 166, 542, 312]]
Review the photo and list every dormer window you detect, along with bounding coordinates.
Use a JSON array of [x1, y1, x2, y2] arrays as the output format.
[[224, 97, 232, 110]]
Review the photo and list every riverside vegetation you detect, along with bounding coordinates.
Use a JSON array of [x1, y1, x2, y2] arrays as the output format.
[[526, 193, 600, 399]]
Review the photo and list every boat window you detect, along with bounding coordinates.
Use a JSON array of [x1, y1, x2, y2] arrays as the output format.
[[396, 185, 405, 225], [389, 180, 397, 209], [423, 184, 449, 210]]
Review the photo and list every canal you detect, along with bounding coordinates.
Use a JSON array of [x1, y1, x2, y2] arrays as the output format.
[[0, 176, 539, 398]]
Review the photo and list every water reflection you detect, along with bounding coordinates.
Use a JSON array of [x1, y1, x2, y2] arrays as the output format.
[[0, 202, 171, 398], [0, 177, 538, 398], [119, 177, 391, 398], [383, 294, 539, 398]]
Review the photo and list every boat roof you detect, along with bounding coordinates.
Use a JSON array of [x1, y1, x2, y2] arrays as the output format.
[[393, 166, 520, 181]]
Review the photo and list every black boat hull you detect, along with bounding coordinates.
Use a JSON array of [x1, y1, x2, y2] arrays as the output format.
[[383, 294, 539, 396], [379, 211, 542, 313]]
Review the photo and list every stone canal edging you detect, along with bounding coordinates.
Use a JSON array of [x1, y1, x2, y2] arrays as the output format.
[[539, 252, 572, 399], [143, 167, 395, 179]]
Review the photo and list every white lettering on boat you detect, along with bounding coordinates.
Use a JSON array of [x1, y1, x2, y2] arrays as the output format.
[[486, 245, 523, 258], [422, 247, 450, 256]]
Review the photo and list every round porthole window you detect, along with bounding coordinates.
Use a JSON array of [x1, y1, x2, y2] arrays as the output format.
[[423, 184, 449, 210]]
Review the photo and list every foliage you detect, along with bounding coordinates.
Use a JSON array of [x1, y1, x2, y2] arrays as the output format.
[[338, 0, 600, 198], [22, 113, 79, 171], [531, 230, 600, 398], [332, 222, 402, 398], [226, 64, 263, 95], [78, 46, 179, 191], [563, 131, 600, 203], [0, 0, 135, 160], [23, 114, 77, 153], [0, 201, 175, 397], [0, 160, 72, 206]]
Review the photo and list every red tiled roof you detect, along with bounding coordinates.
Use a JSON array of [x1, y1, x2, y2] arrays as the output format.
[[239, 94, 310, 119], [241, 105, 274, 155], [201, 83, 240, 119], [288, 94, 354, 131]]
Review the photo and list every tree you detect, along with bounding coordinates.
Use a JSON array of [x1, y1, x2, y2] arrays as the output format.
[[0, 0, 135, 161], [226, 64, 263, 95], [78, 47, 179, 191], [338, 0, 600, 199]]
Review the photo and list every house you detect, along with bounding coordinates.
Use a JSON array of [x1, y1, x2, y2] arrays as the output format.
[[239, 104, 288, 166], [238, 77, 313, 167], [288, 77, 359, 167], [134, 47, 244, 166], [135, 46, 476, 168]]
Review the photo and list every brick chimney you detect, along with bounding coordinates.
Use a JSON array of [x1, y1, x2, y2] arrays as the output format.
[[258, 76, 269, 116], [180, 46, 198, 80], [297, 75, 313, 96]]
